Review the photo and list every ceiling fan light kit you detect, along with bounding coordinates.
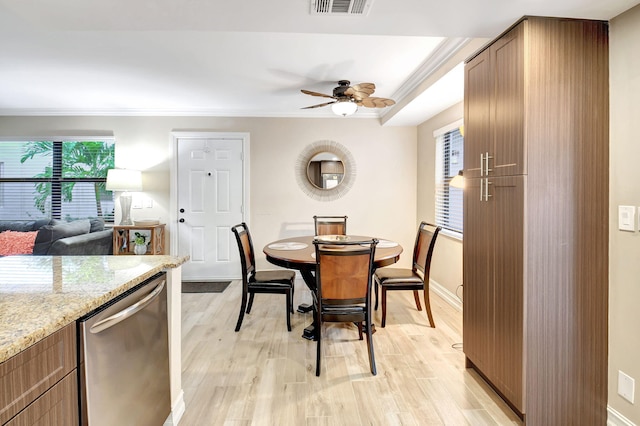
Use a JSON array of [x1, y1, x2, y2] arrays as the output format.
[[331, 99, 358, 116], [301, 80, 395, 117]]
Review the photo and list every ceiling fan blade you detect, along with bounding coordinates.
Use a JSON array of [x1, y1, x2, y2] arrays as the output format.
[[301, 101, 337, 109], [345, 83, 376, 100], [359, 97, 396, 108], [301, 89, 335, 99]]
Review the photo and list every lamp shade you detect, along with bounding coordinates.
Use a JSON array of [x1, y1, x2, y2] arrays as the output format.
[[331, 100, 358, 117], [450, 170, 464, 189], [106, 169, 142, 192]]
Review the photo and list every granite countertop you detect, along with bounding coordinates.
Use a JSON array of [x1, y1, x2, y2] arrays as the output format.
[[0, 255, 188, 363]]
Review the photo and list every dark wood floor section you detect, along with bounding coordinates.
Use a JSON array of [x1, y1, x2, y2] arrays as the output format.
[[180, 279, 523, 425]]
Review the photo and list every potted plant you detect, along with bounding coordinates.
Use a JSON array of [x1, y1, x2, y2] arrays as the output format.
[[133, 232, 147, 255]]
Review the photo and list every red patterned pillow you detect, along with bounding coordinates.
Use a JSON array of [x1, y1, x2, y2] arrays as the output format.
[[0, 230, 38, 256]]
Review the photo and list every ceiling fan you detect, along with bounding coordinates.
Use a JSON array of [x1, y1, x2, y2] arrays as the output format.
[[301, 80, 396, 116]]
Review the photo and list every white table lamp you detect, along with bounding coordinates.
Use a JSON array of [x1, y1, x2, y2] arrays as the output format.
[[106, 169, 142, 225], [450, 170, 465, 189]]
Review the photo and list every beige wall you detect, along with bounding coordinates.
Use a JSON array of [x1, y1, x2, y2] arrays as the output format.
[[0, 116, 418, 270], [417, 102, 464, 304], [609, 4, 640, 423]]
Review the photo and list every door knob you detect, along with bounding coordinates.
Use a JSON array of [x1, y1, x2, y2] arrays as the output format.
[[179, 218, 185, 223], [179, 208, 185, 213]]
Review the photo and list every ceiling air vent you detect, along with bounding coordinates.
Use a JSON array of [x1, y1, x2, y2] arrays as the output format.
[[310, 0, 373, 16]]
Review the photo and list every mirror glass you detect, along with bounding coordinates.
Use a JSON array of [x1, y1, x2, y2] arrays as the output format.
[[296, 140, 355, 201], [306, 152, 345, 190]]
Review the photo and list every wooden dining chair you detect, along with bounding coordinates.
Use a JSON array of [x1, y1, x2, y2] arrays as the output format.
[[374, 222, 441, 328], [313, 215, 347, 236], [231, 223, 295, 332], [313, 238, 378, 376]]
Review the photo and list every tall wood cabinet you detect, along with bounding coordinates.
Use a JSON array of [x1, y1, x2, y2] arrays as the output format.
[[462, 16, 609, 425]]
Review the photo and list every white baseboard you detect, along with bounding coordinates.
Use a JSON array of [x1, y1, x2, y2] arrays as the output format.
[[164, 390, 185, 426], [608, 405, 637, 426], [430, 279, 463, 311]]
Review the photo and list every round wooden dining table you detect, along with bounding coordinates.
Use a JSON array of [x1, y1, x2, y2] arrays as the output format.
[[264, 235, 403, 339]]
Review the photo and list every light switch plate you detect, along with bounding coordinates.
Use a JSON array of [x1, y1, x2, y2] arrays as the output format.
[[618, 205, 636, 232], [618, 370, 635, 403]]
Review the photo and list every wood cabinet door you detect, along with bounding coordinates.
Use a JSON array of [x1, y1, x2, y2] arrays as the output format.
[[490, 23, 526, 177], [462, 177, 494, 376], [490, 176, 525, 412], [464, 49, 491, 180]]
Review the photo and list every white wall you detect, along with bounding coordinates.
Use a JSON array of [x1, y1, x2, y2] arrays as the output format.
[[609, 4, 640, 423], [417, 103, 464, 304], [0, 116, 418, 270]]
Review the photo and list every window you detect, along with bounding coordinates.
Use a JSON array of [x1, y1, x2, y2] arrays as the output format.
[[434, 120, 464, 236], [0, 162, 4, 208], [0, 139, 115, 221]]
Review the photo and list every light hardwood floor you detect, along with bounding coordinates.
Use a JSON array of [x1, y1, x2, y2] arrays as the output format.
[[180, 279, 523, 425]]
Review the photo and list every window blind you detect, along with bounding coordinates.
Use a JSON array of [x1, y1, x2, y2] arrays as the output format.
[[0, 139, 115, 221], [435, 124, 464, 235]]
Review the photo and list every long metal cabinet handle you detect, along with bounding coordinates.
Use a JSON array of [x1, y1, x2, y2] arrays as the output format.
[[480, 179, 484, 201], [484, 179, 492, 201], [480, 153, 485, 176], [90, 280, 166, 334], [485, 152, 492, 175]]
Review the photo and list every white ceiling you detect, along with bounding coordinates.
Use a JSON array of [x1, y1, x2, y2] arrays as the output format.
[[0, 0, 637, 126]]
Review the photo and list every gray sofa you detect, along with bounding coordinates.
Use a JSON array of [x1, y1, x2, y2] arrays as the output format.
[[0, 218, 113, 255]]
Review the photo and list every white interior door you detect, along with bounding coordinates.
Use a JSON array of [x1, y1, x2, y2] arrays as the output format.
[[176, 136, 244, 281]]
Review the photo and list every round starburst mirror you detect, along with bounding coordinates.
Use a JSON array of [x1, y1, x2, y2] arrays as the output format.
[[296, 140, 356, 201]]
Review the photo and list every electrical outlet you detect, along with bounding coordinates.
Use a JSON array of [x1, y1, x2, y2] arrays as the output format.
[[618, 370, 635, 403]]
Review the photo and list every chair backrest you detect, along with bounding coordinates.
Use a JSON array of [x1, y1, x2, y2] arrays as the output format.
[[231, 222, 256, 277], [313, 215, 347, 236], [314, 239, 377, 305], [412, 222, 441, 278]]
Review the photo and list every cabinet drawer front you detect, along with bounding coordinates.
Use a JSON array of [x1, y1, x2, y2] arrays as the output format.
[[5, 372, 78, 426], [0, 323, 76, 424]]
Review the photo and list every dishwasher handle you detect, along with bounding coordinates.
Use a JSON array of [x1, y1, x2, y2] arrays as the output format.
[[90, 280, 166, 334]]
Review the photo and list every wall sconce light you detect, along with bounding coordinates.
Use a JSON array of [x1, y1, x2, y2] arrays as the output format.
[[331, 99, 358, 117], [106, 169, 142, 225], [450, 170, 465, 189]]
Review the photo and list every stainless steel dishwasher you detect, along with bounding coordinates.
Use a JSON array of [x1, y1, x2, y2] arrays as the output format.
[[78, 272, 170, 426]]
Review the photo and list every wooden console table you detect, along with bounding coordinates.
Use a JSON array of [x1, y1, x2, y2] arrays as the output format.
[[112, 224, 166, 255]]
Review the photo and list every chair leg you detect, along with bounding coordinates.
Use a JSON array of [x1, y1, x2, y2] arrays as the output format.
[[374, 279, 379, 310], [246, 292, 255, 313], [235, 291, 248, 332], [424, 286, 435, 328], [365, 316, 377, 376], [286, 290, 292, 332], [290, 282, 295, 313], [357, 322, 363, 340], [381, 287, 387, 328], [315, 313, 322, 376], [413, 290, 423, 311]]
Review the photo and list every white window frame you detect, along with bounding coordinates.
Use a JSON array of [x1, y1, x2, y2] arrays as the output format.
[[434, 119, 464, 239]]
